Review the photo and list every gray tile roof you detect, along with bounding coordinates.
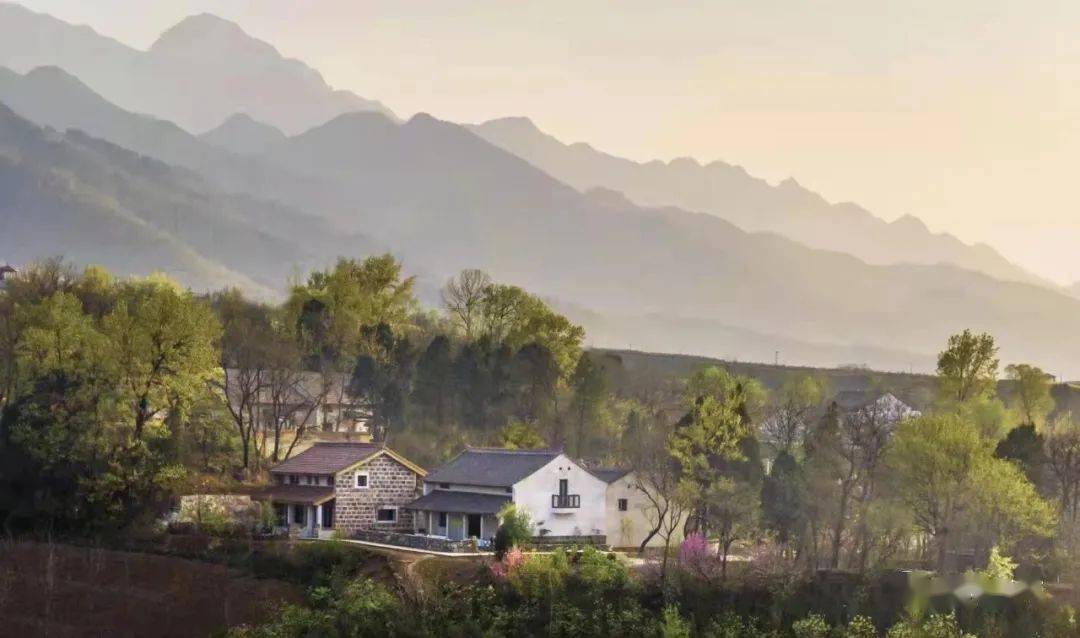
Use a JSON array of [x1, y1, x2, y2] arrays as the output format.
[[424, 448, 560, 487], [405, 490, 511, 514], [270, 442, 381, 475], [590, 468, 631, 483], [833, 390, 878, 411]]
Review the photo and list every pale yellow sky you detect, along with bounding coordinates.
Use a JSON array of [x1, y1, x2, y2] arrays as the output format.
[[17, 0, 1080, 283]]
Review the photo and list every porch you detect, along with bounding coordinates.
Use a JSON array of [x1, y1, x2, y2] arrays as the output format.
[[254, 485, 337, 539], [405, 490, 508, 544]]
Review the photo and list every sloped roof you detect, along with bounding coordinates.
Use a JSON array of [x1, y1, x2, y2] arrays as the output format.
[[270, 442, 381, 474], [833, 390, 882, 411], [405, 490, 511, 514], [589, 468, 632, 483], [252, 485, 335, 505], [424, 448, 560, 487]]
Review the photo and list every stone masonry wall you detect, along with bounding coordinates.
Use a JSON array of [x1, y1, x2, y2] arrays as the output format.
[[334, 454, 421, 534]]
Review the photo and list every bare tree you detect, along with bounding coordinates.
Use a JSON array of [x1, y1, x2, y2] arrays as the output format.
[[761, 374, 827, 453], [441, 269, 492, 339], [1046, 414, 1080, 524], [217, 364, 266, 473], [279, 370, 334, 461]]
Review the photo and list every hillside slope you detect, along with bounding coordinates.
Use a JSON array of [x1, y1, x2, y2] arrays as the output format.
[[0, 103, 379, 297], [250, 111, 1080, 374]]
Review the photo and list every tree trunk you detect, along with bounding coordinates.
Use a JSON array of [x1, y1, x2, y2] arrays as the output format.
[[830, 481, 852, 569], [936, 530, 949, 571]]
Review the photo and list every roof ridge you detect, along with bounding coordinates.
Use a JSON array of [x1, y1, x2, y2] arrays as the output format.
[[464, 446, 561, 455]]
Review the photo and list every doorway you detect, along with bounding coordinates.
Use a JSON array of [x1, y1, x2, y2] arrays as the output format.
[[467, 513, 482, 538]]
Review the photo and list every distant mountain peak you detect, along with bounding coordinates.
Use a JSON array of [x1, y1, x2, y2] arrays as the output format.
[[199, 112, 286, 155], [22, 65, 85, 87], [480, 116, 541, 133], [150, 13, 257, 53], [891, 214, 930, 232]]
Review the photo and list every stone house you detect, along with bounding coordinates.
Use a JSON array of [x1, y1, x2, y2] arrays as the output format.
[[404, 448, 609, 543], [256, 442, 425, 538]]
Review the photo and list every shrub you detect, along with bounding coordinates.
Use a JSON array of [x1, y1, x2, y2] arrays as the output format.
[[489, 546, 525, 580], [792, 613, 830, 638], [885, 613, 975, 638], [496, 502, 532, 551], [844, 615, 879, 638], [494, 524, 512, 560], [660, 606, 692, 638]]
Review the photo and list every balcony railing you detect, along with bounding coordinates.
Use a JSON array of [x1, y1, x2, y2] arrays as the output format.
[[551, 494, 580, 509]]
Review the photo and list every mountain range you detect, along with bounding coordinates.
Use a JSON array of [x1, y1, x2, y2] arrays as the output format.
[[0, 2, 394, 134], [0, 100, 381, 298], [470, 116, 1049, 288], [1, 4, 1079, 375]]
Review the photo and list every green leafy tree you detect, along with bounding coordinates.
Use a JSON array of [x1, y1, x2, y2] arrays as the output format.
[[761, 450, 805, 551], [496, 419, 547, 449], [669, 394, 751, 539], [102, 277, 220, 442], [886, 414, 986, 569], [887, 414, 1054, 570], [413, 334, 454, 427], [936, 330, 999, 403], [1004, 363, 1055, 428], [286, 255, 417, 367], [995, 424, 1047, 489], [570, 353, 608, 457]]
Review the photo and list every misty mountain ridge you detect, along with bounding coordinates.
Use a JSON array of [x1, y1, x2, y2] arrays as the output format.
[[0, 2, 394, 134], [0, 102, 384, 299], [3, 8, 1080, 374], [200, 113, 287, 156], [470, 116, 1050, 288], [4, 63, 1080, 374]]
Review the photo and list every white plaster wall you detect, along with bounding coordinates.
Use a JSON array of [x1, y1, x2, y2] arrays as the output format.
[[512, 454, 607, 537], [603, 472, 683, 549]]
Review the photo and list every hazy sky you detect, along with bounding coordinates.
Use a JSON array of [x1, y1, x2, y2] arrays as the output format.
[[17, 0, 1080, 283]]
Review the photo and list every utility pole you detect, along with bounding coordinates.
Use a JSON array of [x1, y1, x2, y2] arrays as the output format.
[[774, 350, 779, 366]]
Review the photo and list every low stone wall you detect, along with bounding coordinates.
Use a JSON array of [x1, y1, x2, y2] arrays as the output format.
[[353, 529, 480, 553], [531, 535, 608, 548]]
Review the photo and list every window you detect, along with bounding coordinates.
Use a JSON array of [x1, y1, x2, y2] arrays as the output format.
[[617, 498, 628, 512], [355, 472, 369, 489], [438, 512, 447, 527], [376, 508, 397, 523], [305, 475, 313, 485], [289, 474, 299, 485], [439, 483, 450, 489]]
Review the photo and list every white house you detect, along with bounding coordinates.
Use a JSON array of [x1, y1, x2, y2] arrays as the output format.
[[404, 448, 609, 542], [592, 469, 683, 550], [833, 390, 920, 423]]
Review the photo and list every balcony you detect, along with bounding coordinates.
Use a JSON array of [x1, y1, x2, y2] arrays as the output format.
[[551, 494, 580, 509]]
